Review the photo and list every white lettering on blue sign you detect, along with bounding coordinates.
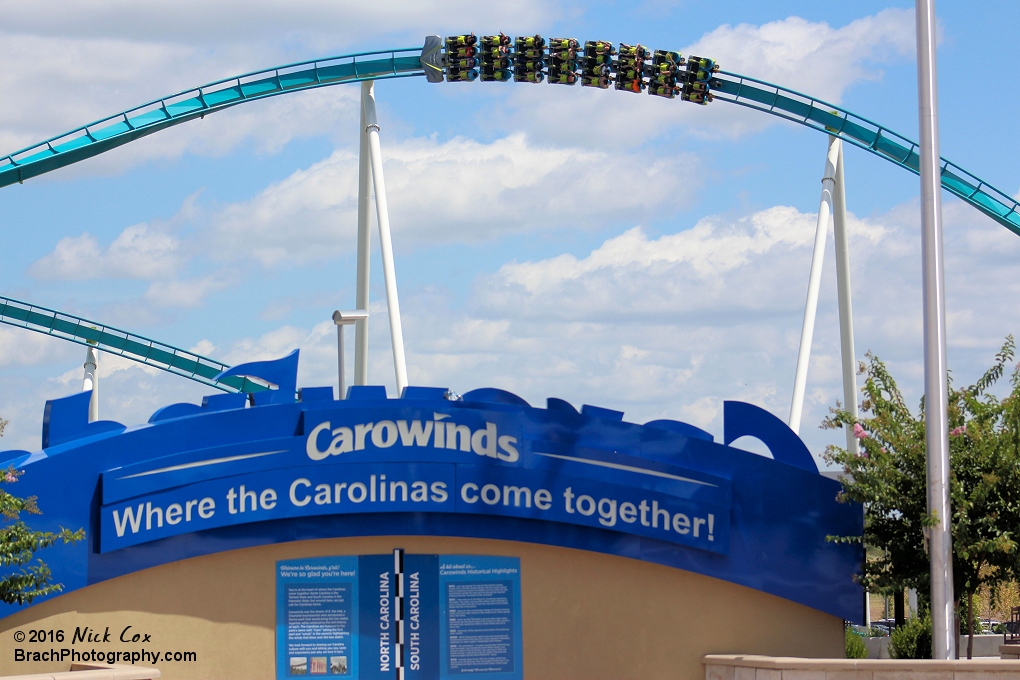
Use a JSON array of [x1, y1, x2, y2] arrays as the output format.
[[305, 416, 519, 462]]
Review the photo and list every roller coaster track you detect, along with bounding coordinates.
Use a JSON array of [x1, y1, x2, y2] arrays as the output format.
[[0, 40, 1016, 390], [0, 295, 266, 393]]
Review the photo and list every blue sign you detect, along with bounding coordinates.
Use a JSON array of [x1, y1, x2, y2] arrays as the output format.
[[0, 351, 865, 623], [405, 554, 440, 680], [277, 554, 520, 680], [439, 556, 521, 680], [277, 557, 360, 678]]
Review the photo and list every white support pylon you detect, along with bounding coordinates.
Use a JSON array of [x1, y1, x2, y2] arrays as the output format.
[[915, 0, 955, 658], [354, 81, 373, 387], [361, 81, 409, 395], [82, 346, 99, 423], [831, 138, 860, 456], [790, 137, 841, 434]]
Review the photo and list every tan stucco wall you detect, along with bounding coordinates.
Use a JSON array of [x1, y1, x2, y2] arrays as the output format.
[[0, 536, 843, 680]]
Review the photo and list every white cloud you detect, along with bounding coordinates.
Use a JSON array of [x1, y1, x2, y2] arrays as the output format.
[[479, 206, 887, 319], [0, 327, 77, 367], [143, 273, 235, 308], [206, 133, 702, 265], [30, 223, 182, 280], [0, 1, 552, 48], [688, 9, 916, 103]]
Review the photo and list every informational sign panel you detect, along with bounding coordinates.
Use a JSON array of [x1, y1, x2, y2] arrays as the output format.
[[439, 556, 522, 680], [276, 557, 360, 679], [277, 554, 522, 680]]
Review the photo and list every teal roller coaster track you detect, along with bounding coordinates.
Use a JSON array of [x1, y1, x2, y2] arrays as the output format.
[[0, 39, 1016, 391]]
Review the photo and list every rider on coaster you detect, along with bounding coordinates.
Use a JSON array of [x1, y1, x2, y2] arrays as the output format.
[[682, 90, 713, 104], [513, 69, 544, 83], [549, 38, 579, 51], [480, 66, 512, 82], [584, 40, 615, 56], [446, 68, 478, 82], [648, 82, 678, 98], [615, 77, 643, 93], [653, 49, 682, 65], [548, 70, 578, 85], [481, 33, 511, 48], [619, 43, 650, 59], [447, 45, 476, 59], [515, 35, 545, 50], [516, 47, 545, 60], [446, 34, 477, 46]]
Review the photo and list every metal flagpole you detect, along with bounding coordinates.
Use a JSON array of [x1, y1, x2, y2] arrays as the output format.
[[790, 137, 841, 434], [354, 82, 373, 386], [830, 138, 860, 456], [361, 82, 409, 395], [915, 0, 955, 659]]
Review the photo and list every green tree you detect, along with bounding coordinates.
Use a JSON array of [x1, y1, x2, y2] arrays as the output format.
[[825, 337, 1020, 658], [1, 416, 85, 605]]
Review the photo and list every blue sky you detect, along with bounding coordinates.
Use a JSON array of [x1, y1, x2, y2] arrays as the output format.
[[0, 0, 1018, 465]]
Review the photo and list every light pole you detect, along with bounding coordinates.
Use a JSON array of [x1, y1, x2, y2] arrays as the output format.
[[915, 0, 955, 659], [332, 310, 368, 399]]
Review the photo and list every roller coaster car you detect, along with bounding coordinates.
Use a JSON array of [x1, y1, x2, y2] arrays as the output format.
[[420, 35, 447, 83]]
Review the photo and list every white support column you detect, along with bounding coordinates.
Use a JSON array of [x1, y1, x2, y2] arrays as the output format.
[[790, 137, 841, 434], [831, 138, 860, 456], [354, 82, 372, 387], [915, 0, 954, 658], [82, 346, 99, 423], [361, 82, 409, 395]]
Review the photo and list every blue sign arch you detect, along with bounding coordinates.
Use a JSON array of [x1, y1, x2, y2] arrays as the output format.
[[1, 351, 863, 622]]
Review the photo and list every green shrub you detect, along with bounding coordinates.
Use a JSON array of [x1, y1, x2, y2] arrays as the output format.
[[845, 628, 868, 659], [890, 613, 932, 659]]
